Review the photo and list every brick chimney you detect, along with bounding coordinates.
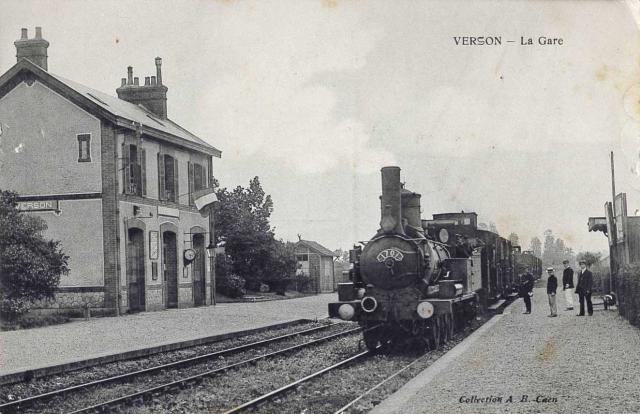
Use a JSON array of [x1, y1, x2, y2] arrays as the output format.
[[14, 27, 50, 71], [116, 58, 168, 119]]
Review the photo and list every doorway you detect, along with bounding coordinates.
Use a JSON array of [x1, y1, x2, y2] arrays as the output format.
[[127, 228, 145, 312], [163, 231, 178, 308], [193, 234, 206, 306]]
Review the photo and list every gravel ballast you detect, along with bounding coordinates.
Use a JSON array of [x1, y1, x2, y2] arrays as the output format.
[[0, 320, 349, 411]]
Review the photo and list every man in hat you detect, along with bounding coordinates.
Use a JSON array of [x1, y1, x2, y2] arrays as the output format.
[[575, 259, 594, 316], [519, 268, 534, 314], [562, 259, 574, 310], [546, 267, 558, 317]]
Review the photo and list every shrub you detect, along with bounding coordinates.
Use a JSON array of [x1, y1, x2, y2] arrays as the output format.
[[0, 190, 68, 321], [0, 298, 32, 323], [617, 264, 640, 328], [217, 273, 246, 298]]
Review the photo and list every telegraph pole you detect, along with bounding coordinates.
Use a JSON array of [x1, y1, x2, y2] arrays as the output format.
[[610, 151, 615, 293]]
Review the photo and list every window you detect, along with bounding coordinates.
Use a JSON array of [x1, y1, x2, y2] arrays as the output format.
[[77, 134, 91, 162], [158, 153, 178, 202], [122, 143, 146, 196], [188, 162, 208, 205], [296, 254, 309, 262]]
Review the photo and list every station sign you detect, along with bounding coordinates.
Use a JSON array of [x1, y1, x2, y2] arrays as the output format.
[[17, 200, 59, 212]]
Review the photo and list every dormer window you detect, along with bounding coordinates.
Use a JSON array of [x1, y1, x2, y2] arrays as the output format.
[[77, 134, 91, 162]]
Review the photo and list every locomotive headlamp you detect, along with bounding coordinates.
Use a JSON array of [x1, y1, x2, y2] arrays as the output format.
[[416, 301, 435, 319], [338, 304, 355, 320], [361, 296, 378, 313]]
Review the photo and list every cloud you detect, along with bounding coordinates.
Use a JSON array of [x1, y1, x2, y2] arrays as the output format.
[[191, 2, 393, 174]]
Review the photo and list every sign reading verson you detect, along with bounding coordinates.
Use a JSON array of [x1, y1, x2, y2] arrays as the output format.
[[17, 200, 59, 212]]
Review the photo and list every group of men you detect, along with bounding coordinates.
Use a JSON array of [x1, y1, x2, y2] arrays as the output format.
[[519, 259, 594, 317]]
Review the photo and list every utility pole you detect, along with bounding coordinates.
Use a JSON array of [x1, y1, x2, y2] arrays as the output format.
[[610, 151, 615, 293]]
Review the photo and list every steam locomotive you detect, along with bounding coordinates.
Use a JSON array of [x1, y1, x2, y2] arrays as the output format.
[[328, 166, 541, 351]]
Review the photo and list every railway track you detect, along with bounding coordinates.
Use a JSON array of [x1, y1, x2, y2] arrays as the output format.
[[219, 346, 432, 414], [222, 349, 372, 414], [0, 322, 359, 414], [333, 352, 431, 414]]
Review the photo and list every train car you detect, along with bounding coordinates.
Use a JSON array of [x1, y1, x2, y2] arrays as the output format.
[[328, 167, 479, 351], [423, 213, 517, 308], [513, 248, 542, 283]]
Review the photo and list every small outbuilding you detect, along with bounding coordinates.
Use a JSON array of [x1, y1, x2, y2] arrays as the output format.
[[294, 239, 337, 293]]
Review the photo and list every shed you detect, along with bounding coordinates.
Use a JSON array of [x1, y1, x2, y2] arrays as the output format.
[[294, 240, 337, 293]]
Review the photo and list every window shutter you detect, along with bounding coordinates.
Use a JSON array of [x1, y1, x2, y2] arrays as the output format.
[[173, 159, 179, 204], [203, 164, 208, 188], [188, 161, 194, 206], [122, 142, 130, 194], [141, 148, 147, 196], [158, 152, 165, 201]]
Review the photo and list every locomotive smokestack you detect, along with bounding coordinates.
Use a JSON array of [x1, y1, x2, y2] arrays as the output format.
[[380, 166, 404, 234]]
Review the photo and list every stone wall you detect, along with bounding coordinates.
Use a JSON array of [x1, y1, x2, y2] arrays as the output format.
[[147, 287, 163, 311], [178, 286, 194, 308], [32, 291, 105, 309]]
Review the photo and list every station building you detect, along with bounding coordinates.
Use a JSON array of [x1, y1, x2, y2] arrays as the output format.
[[0, 28, 221, 315]]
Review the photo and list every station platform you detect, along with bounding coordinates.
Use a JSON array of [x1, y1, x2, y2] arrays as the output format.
[[373, 286, 640, 414], [0, 293, 332, 378]]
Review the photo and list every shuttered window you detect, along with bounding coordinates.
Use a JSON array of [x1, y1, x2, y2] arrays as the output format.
[[122, 143, 146, 196], [77, 134, 91, 162], [158, 153, 178, 203], [188, 162, 207, 206]]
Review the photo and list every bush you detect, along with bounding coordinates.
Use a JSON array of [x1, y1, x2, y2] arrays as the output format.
[[217, 273, 246, 298], [293, 274, 316, 293], [617, 264, 640, 328], [1, 312, 70, 331], [0, 298, 32, 322], [0, 190, 68, 320]]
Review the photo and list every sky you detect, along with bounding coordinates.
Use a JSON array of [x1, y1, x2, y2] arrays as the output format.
[[1, 0, 639, 255]]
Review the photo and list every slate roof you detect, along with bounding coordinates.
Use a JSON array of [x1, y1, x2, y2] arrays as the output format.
[[296, 240, 337, 257], [0, 59, 221, 157]]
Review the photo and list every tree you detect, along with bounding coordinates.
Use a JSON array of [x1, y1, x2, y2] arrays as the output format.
[[0, 190, 68, 320], [553, 238, 566, 265], [508, 232, 520, 247], [576, 251, 602, 267], [530, 237, 542, 258], [213, 177, 295, 292], [542, 229, 555, 265]]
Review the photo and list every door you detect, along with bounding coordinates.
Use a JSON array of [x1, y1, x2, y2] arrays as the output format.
[[193, 234, 206, 306], [127, 228, 145, 312], [163, 231, 178, 308]]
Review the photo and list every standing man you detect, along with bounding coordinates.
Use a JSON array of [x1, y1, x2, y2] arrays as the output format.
[[546, 267, 558, 317], [575, 260, 593, 316], [562, 260, 575, 311], [520, 269, 534, 314]]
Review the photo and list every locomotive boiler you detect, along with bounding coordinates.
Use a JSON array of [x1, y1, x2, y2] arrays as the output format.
[[328, 166, 478, 351]]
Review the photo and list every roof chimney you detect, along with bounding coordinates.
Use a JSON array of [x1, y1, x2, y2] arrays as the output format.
[[155, 57, 163, 85], [116, 58, 168, 119], [14, 26, 50, 70]]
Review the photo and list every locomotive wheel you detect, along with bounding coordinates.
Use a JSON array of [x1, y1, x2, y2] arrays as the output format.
[[363, 327, 381, 351], [446, 313, 455, 339], [428, 317, 440, 351]]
